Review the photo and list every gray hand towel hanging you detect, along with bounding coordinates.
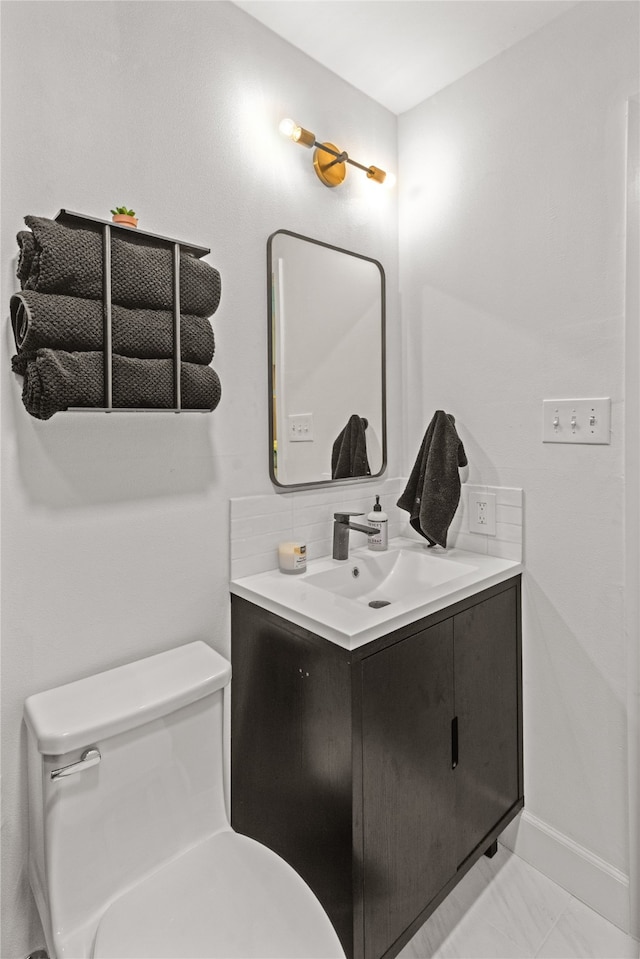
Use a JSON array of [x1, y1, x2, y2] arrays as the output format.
[[397, 411, 467, 548]]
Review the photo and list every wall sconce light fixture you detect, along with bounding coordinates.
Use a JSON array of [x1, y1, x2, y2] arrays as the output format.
[[279, 118, 395, 189]]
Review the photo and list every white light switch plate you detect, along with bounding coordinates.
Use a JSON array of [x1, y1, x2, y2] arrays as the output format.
[[288, 413, 314, 442], [542, 398, 611, 444]]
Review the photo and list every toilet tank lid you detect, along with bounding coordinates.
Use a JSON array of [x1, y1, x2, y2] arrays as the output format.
[[24, 642, 231, 756]]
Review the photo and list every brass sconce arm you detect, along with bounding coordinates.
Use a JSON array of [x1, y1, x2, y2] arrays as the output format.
[[279, 118, 394, 189]]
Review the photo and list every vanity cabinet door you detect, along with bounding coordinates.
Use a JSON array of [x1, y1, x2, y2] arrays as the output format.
[[453, 586, 520, 865], [361, 619, 457, 959]]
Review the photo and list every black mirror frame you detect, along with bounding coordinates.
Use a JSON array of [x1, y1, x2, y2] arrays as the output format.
[[267, 229, 387, 491]]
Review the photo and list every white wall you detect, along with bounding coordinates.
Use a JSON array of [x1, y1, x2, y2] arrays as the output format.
[[0, 3, 399, 954], [399, 0, 638, 929], [624, 93, 640, 941], [3, 0, 638, 953]]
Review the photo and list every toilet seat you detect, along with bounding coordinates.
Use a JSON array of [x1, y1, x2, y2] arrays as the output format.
[[93, 829, 345, 959]]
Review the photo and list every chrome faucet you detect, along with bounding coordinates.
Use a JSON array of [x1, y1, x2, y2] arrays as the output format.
[[332, 511, 379, 561]]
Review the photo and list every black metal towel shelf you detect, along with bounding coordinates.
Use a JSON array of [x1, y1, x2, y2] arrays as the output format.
[[55, 209, 212, 414]]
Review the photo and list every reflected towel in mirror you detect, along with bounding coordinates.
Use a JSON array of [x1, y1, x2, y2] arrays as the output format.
[[331, 414, 371, 479]]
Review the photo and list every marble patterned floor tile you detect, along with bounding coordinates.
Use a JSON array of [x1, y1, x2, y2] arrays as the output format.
[[459, 846, 572, 955], [403, 913, 532, 958], [535, 898, 640, 959], [397, 849, 498, 958], [434, 920, 531, 958], [397, 845, 576, 959]]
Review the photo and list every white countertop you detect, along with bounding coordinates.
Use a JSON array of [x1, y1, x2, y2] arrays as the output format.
[[230, 537, 522, 651]]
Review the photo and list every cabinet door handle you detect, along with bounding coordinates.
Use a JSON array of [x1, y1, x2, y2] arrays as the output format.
[[451, 716, 459, 769]]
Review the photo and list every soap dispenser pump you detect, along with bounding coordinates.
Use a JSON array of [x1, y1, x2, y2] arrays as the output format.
[[367, 495, 388, 551]]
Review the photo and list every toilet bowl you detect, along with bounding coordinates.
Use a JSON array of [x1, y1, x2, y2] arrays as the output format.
[[24, 642, 345, 959]]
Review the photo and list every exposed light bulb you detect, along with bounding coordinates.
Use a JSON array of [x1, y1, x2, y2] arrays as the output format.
[[279, 118, 301, 141], [278, 118, 315, 148], [384, 172, 397, 190]]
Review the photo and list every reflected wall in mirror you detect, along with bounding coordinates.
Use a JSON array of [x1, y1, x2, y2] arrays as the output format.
[[268, 230, 386, 488]]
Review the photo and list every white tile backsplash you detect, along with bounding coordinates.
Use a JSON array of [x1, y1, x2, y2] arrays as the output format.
[[453, 485, 524, 562], [230, 480, 523, 579], [495, 522, 523, 544], [488, 539, 523, 561], [230, 477, 407, 579], [453, 531, 489, 555], [497, 504, 523, 524]]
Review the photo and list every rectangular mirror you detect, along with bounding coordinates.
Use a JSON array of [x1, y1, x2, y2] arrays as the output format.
[[268, 230, 386, 489]]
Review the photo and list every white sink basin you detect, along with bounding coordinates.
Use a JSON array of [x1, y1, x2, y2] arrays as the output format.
[[230, 537, 522, 651], [304, 549, 471, 607]]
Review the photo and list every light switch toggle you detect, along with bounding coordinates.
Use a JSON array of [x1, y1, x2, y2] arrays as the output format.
[[542, 398, 611, 444]]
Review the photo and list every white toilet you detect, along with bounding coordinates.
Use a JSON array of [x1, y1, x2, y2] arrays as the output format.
[[24, 641, 346, 959]]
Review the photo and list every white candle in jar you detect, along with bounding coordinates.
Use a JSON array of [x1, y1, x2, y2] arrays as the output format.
[[278, 541, 307, 574]]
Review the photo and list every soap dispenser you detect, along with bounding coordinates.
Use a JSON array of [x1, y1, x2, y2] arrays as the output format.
[[367, 495, 388, 551]]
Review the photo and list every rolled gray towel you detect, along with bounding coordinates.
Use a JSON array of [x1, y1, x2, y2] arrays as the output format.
[[10, 291, 215, 365], [17, 349, 222, 420], [17, 216, 221, 317]]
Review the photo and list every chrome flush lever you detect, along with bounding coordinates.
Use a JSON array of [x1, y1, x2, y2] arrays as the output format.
[[51, 747, 101, 780]]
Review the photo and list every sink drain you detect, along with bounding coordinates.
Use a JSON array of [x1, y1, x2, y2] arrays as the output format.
[[369, 599, 391, 609]]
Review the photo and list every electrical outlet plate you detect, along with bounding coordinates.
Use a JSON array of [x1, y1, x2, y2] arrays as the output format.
[[288, 413, 314, 442], [542, 398, 611, 444], [468, 491, 496, 536]]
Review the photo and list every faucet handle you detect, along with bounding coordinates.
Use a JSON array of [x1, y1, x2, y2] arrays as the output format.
[[334, 511, 364, 523]]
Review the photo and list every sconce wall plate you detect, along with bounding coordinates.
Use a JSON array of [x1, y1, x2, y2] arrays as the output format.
[[313, 142, 347, 188]]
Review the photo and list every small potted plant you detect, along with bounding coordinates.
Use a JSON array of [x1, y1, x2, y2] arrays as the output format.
[[110, 206, 138, 228]]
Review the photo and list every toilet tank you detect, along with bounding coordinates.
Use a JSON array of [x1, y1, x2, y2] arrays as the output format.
[[24, 642, 232, 959]]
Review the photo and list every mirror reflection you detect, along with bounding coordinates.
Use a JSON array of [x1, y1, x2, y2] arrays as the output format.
[[268, 230, 386, 488]]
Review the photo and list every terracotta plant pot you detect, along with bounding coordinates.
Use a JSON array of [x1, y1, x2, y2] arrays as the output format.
[[112, 214, 138, 228]]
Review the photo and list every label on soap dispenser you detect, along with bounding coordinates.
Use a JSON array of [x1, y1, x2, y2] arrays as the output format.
[[368, 495, 388, 551], [368, 519, 388, 551]]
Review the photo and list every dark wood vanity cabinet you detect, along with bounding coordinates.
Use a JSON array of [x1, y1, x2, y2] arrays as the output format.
[[231, 576, 523, 959]]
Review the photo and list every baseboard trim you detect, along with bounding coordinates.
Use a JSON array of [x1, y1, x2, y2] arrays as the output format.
[[500, 810, 630, 934]]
